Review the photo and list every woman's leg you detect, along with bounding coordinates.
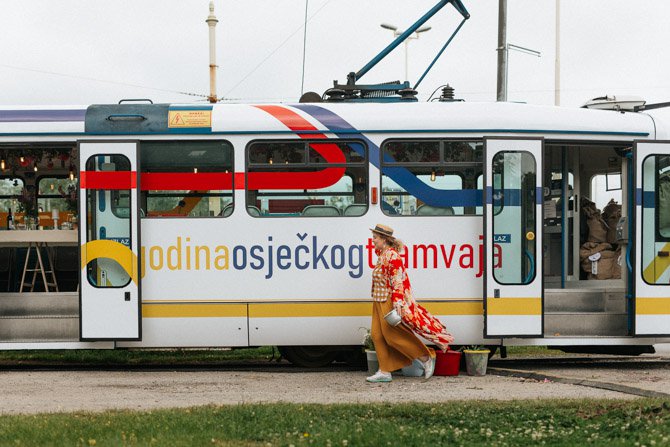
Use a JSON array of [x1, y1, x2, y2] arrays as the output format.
[[374, 300, 431, 372]]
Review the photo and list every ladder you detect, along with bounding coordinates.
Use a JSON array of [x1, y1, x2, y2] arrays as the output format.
[[19, 242, 59, 293]]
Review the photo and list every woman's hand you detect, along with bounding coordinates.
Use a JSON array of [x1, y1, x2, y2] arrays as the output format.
[[393, 300, 404, 317]]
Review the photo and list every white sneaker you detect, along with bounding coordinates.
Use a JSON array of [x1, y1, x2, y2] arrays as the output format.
[[422, 357, 436, 380], [366, 370, 392, 383]]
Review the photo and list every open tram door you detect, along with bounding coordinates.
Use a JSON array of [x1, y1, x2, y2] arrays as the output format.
[[483, 138, 544, 337], [634, 141, 670, 336], [78, 141, 141, 341]]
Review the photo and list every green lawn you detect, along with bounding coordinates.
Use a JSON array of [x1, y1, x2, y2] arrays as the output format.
[[1, 400, 669, 446]]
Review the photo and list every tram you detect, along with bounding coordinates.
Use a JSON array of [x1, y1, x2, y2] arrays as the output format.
[[1, 97, 670, 366], [2, 0, 670, 367]]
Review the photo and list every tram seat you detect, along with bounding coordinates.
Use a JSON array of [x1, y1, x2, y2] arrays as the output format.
[[343, 204, 367, 216], [416, 204, 455, 216], [301, 205, 341, 217], [247, 206, 261, 216], [221, 204, 234, 217]]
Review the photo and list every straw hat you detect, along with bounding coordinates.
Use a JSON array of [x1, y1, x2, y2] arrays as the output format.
[[370, 224, 395, 240]]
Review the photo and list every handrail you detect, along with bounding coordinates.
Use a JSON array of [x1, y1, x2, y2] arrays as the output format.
[[524, 248, 535, 284]]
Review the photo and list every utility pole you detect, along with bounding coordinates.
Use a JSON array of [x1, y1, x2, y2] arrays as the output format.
[[206, 1, 219, 103], [555, 0, 561, 106], [496, 0, 507, 102]]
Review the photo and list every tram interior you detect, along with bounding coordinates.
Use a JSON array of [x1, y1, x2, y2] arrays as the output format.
[[542, 143, 629, 337], [0, 145, 80, 342]]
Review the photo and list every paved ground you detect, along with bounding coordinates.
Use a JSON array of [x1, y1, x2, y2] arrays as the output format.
[[3, 349, 670, 414]]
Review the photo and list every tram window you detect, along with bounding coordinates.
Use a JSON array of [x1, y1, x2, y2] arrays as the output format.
[[37, 177, 77, 216], [590, 174, 621, 211], [642, 155, 670, 285], [0, 177, 24, 215], [491, 151, 537, 285], [85, 154, 132, 289], [381, 140, 482, 216], [140, 141, 233, 218], [246, 140, 368, 217]]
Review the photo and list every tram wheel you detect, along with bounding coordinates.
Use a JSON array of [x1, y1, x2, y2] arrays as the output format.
[[278, 346, 339, 368]]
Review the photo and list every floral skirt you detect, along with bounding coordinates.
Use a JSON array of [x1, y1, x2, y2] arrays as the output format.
[[395, 296, 455, 352]]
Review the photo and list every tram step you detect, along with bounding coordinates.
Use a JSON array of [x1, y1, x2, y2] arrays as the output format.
[[0, 293, 78, 317], [0, 316, 79, 342], [544, 312, 628, 336], [544, 289, 626, 313]]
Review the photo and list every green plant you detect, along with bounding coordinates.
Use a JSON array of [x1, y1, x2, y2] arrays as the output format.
[[360, 327, 375, 351], [58, 183, 78, 215], [16, 187, 36, 216], [461, 345, 488, 352]]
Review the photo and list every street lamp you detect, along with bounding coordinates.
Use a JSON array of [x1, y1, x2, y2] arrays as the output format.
[[504, 43, 541, 101], [380, 23, 432, 82]]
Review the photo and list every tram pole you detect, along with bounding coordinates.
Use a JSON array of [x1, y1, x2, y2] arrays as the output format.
[[206, 1, 219, 103], [496, 0, 507, 102]]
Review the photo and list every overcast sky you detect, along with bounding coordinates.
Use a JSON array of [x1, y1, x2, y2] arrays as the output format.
[[1, 0, 669, 108]]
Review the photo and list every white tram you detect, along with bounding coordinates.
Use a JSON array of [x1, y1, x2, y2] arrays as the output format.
[[1, 99, 669, 366]]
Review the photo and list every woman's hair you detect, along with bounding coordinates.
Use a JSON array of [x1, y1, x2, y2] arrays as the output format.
[[384, 235, 404, 252]]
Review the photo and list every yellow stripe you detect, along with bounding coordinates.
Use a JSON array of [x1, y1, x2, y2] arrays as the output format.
[[81, 240, 138, 285], [250, 302, 370, 318], [140, 301, 484, 318], [486, 297, 542, 315], [249, 301, 483, 318], [636, 298, 670, 315], [643, 242, 670, 284], [143, 303, 247, 318]]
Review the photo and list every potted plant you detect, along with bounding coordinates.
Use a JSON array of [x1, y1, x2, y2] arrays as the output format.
[[462, 345, 490, 376], [361, 328, 378, 374], [16, 187, 37, 229]]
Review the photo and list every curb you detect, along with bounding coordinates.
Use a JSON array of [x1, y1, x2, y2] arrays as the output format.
[[488, 367, 670, 399]]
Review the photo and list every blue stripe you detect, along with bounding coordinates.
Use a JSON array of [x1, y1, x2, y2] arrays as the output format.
[[637, 188, 643, 206], [0, 109, 86, 122], [536, 187, 543, 205], [643, 190, 655, 208], [486, 186, 492, 205], [294, 104, 482, 208]]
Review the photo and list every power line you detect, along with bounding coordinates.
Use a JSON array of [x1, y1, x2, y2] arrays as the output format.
[[223, 0, 333, 98], [0, 63, 208, 99]]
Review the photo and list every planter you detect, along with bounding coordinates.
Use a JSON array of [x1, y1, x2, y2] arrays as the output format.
[[365, 350, 379, 374], [434, 350, 461, 376], [463, 349, 490, 376]]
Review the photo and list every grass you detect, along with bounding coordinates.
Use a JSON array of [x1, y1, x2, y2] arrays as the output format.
[[503, 345, 568, 357], [1, 400, 670, 446], [0, 346, 277, 366]]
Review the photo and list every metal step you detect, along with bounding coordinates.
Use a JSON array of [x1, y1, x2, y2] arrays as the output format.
[[0, 293, 78, 317], [545, 288, 626, 313], [0, 292, 79, 342], [544, 312, 628, 337], [0, 316, 79, 342]]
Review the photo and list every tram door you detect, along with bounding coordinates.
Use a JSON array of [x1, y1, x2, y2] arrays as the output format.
[[483, 138, 544, 337], [78, 141, 141, 341], [634, 141, 670, 336]]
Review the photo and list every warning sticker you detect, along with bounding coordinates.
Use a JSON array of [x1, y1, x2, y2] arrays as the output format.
[[168, 110, 212, 128]]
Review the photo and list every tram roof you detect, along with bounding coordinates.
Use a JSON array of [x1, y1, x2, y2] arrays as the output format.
[[0, 101, 657, 141]]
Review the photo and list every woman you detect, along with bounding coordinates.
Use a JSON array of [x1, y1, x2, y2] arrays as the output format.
[[367, 224, 454, 383]]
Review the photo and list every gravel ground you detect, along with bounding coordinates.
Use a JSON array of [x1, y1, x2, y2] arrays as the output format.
[[3, 348, 670, 415], [0, 368, 636, 415]]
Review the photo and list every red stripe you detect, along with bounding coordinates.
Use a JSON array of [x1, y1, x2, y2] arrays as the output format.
[[251, 105, 346, 190], [141, 172, 232, 190], [80, 171, 137, 190]]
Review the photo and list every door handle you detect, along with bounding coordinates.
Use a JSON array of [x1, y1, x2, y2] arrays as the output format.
[[125, 292, 131, 301], [494, 289, 500, 298]]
